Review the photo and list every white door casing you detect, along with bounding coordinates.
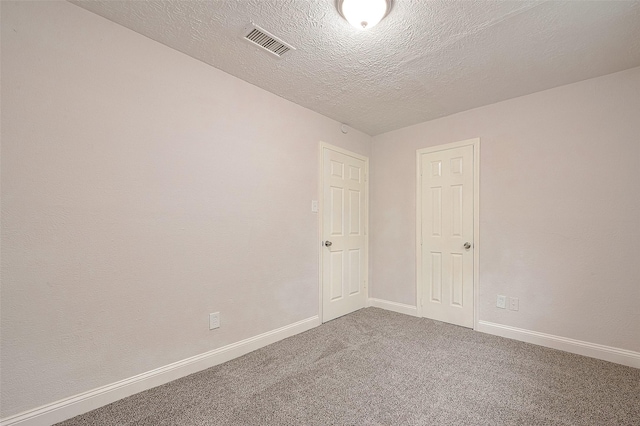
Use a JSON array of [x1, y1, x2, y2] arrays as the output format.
[[417, 139, 479, 329], [320, 143, 368, 323]]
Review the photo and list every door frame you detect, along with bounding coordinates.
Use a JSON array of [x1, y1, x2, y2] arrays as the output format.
[[416, 138, 480, 329], [318, 142, 370, 323]]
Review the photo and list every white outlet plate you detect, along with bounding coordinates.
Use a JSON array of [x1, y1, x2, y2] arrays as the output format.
[[209, 312, 220, 330], [497, 295, 507, 309], [311, 200, 319, 213], [509, 297, 519, 311]]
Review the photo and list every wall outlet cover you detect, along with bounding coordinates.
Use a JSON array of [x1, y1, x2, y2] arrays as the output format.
[[497, 295, 507, 309], [509, 297, 519, 311], [209, 312, 220, 330]]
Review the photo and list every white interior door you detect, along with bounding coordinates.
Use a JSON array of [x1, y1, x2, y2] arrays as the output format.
[[419, 143, 475, 328], [322, 145, 367, 322]]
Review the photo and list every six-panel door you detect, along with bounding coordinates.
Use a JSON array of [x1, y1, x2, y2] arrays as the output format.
[[322, 147, 367, 322], [420, 145, 474, 328]]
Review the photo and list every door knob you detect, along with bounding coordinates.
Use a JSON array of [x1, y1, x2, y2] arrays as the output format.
[[324, 241, 332, 247], [464, 242, 471, 250]]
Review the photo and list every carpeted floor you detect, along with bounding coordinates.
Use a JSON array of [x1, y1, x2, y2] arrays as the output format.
[[58, 308, 640, 425]]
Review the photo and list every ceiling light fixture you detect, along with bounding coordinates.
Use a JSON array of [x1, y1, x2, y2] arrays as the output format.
[[337, 0, 393, 30]]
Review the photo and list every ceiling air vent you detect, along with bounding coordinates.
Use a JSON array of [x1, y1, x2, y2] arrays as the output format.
[[243, 24, 295, 58]]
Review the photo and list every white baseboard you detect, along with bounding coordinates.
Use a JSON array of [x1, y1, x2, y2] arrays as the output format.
[[369, 298, 418, 317], [1, 316, 321, 426], [477, 320, 640, 369]]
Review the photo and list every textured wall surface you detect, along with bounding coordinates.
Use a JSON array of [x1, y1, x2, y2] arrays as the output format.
[[371, 67, 640, 352], [71, 0, 640, 135], [0, 1, 371, 417], [3, 0, 640, 419]]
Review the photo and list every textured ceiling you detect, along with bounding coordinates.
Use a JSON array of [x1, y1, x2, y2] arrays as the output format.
[[71, 0, 640, 136]]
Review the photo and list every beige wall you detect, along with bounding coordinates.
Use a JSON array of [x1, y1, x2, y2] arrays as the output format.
[[371, 67, 640, 353], [3, 0, 639, 420], [0, 1, 371, 417]]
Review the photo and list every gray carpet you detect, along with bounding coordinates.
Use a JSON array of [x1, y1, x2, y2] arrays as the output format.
[[58, 308, 640, 425]]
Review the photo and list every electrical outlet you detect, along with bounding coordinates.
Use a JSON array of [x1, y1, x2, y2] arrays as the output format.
[[497, 295, 507, 309], [311, 200, 319, 213], [209, 312, 220, 330], [509, 297, 519, 311]]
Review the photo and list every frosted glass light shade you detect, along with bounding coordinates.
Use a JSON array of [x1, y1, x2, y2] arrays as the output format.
[[338, 0, 391, 30]]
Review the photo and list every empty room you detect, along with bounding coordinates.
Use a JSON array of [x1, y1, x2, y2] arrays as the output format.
[[1, 0, 639, 425]]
